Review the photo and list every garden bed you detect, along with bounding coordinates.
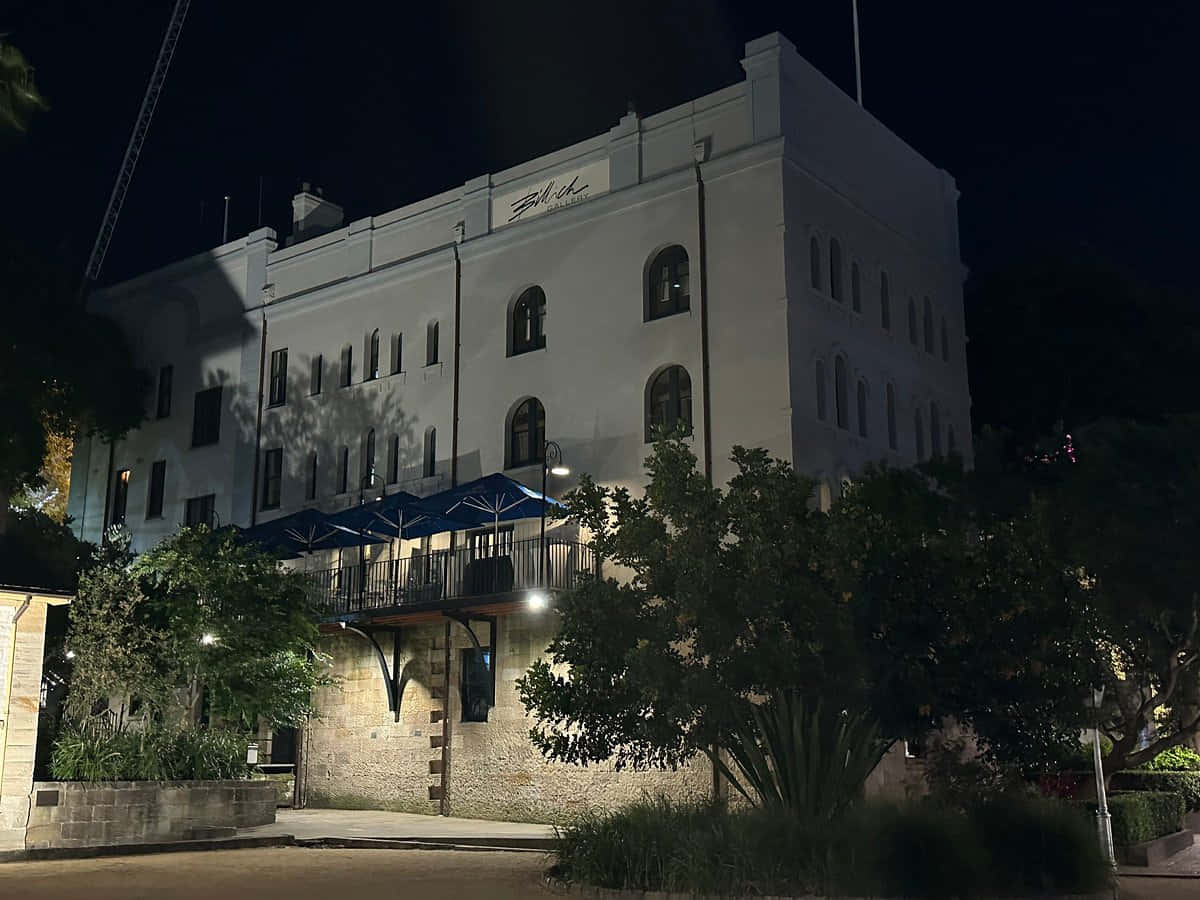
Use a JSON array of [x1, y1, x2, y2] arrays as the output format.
[[23, 780, 276, 850]]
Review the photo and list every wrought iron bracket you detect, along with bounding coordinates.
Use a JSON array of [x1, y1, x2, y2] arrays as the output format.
[[342, 624, 406, 722]]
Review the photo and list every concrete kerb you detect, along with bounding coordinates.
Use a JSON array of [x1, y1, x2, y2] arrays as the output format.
[[551, 886, 1119, 900], [0, 834, 295, 864]]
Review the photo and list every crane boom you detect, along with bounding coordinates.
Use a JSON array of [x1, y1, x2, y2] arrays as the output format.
[[82, 0, 191, 288]]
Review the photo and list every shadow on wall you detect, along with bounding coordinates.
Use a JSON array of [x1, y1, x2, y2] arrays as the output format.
[[227, 352, 433, 517]]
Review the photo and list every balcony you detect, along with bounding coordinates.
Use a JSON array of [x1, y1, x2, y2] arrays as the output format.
[[309, 536, 596, 619]]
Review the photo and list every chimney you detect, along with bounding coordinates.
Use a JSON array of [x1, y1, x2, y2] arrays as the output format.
[[288, 182, 344, 245]]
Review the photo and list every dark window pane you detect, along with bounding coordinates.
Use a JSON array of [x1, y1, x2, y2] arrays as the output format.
[[306, 453, 318, 500], [367, 330, 380, 380], [880, 273, 891, 330], [191, 386, 222, 447], [391, 333, 403, 374], [184, 494, 215, 528], [923, 299, 934, 354], [423, 428, 436, 477], [340, 345, 352, 387], [387, 435, 399, 484], [338, 447, 349, 493], [269, 348, 288, 406], [829, 239, 843, 301], [511, 287, 547, 354], [646, 366, 692, 441], [262, 448, 283, 509], [834, 357, 848, 430], [886, 384, 897, 450], [311, 354, 323, 395], [460, 647, 493, 722], [509, 398, 545, 467], [147, 460, 166, 519], [857, 381, 868, 437], [427, 321, 439, 365], [111, 469, 130, 526], [646, 246, 690, 320]]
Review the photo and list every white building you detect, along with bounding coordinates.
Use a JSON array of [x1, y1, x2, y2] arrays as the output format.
[[66, 32, 970, 817]]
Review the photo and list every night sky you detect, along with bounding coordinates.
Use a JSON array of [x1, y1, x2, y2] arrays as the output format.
[[5, 0, 1197, 291]]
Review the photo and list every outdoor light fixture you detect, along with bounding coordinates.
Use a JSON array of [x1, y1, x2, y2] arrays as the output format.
[[64, 650, 76, 660], [200, 633, 217, 646], [338, 621, 348, 630], [550, 464, 570, 477], [528, 591, 549, 611]]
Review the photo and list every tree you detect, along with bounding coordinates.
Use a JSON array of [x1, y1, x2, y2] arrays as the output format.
[[0, 229, 148, 534], [1040, 417, 1200, 772], [519, 441, 929, 808], [0, 35, 48, 135], [65, 526, 332, 730]]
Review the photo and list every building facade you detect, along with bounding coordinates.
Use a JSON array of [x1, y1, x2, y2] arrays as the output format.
[[67, 33, 970, 820]]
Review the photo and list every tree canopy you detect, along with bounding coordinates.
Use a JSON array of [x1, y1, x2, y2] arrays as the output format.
[[65, 526, 332, 730]]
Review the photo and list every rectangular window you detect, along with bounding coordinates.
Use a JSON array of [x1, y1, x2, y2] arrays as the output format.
[[156, 365, 173, 419], [467, 526, 514, 559], [111, 469, 130, 526], [386, 434, 399, 484], [146, 460, 166, 519], [340, 345, 353, 387], [268, 348, 288, 407], [191, 386, 223, 447], [390, 333, 403, 374], [426, 321, 439, 366], [310, 354, 323, 395], [184, 494, 215, 528], [306, 453, 318, 501], [338, 447, 349, 494], [262, 448, 283, 509], [460, 647, 493, 723]]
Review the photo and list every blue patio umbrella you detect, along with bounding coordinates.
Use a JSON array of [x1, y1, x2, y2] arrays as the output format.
[[237, 507, 386, 560], [406, 472, 566, 547], [325, 490, 467, 542]]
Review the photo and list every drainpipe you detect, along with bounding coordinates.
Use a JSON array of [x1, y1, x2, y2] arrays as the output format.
[[249, 313, 268, 527], [693, 147, 714, 484], [0, 598, 32, 794], [99, 440, 116, 537], [450, 233, 463, 489]]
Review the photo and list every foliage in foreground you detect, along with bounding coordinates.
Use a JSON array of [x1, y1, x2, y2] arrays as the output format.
[[64, 525, 332, 730], [50, 724, 250, 782], [552, 796, 1111, 899]]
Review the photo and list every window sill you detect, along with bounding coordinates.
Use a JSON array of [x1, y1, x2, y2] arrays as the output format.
[[190, 441, 220, 449], [508, 345, 547, 358], [643, 308, 692, 324], [267, 402, 285, 410]]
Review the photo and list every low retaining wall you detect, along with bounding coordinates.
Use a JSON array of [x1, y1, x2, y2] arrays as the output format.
[[24, 780, 276, 849]]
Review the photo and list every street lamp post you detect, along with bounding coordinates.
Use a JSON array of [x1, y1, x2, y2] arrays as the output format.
[[1091, 686, 1116, 868], [539, 440, 569, 590]]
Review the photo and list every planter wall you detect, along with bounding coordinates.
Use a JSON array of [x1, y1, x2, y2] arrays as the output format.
[[23, 780, 276, 850]]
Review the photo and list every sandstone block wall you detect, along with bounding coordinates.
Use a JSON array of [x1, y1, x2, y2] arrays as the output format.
[[23, 780, 276, 849], [0, 600, 48, 851], [305, 610, 711, 823]]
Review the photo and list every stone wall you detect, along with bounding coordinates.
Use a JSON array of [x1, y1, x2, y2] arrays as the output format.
[[304, 610, 711, 823], [0, 599, 49, 851], [23, 780, 276, 849]]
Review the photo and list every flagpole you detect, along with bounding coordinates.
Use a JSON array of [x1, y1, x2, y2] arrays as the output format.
[[852, 0, 863, 107]]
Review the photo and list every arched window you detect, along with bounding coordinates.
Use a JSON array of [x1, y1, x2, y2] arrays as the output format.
[[338, 446, 349, 493], [886, 383, 897, 450], [426, 320, 439, 366], [815, 360, 827, 421], [391, 332, 403, 374], [923, 298, 934, 354], [645, 365, 693, 441], [363, 428, 376, 481], [908, 300, 918, 345], [941, 317, 950, 362], [386, 434, 400, 484], [367, 329, 380, 380], [947, 425, 957, 455], [914, 408, 925, 460], [340, 343, 353, 387], [834, 356, 848, 430], [511, 286, 547, 354], [856, 380, 868, 437], [646, 246, 690, 320], [851, 262, 861, 312], [423, 427, 436, 478], [880, 272, 891, 330], [508, 398, 546, 468], [306, 452, 318, 500], [809, 236, 821, 290], [930, 402, 942, 456], [829, 239, 843, 301]]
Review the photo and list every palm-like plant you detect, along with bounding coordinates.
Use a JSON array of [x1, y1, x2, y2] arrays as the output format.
[[716, 691, 892, 820], [0, 35, 49, 134]]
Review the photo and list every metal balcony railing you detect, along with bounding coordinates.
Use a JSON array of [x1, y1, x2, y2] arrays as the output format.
[[309, 537, 596, 617]]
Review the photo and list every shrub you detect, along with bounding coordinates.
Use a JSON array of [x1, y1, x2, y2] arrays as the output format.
[[552, 796, 1111, 898], [50, 724, 250, 781], [1110, 771, 1200, 812], [1100, 791, 1185, 845], [1143, 745, 1200, 772]]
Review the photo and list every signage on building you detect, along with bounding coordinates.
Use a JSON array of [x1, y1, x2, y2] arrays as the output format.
[[492, 159, 610, 227]]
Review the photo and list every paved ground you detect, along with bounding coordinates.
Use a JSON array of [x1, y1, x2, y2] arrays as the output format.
[[1118, 835, 1200, 876], [1119, 875, 1200, 899], [243, 806, 556, 843], [0, 847, 556, 899]]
